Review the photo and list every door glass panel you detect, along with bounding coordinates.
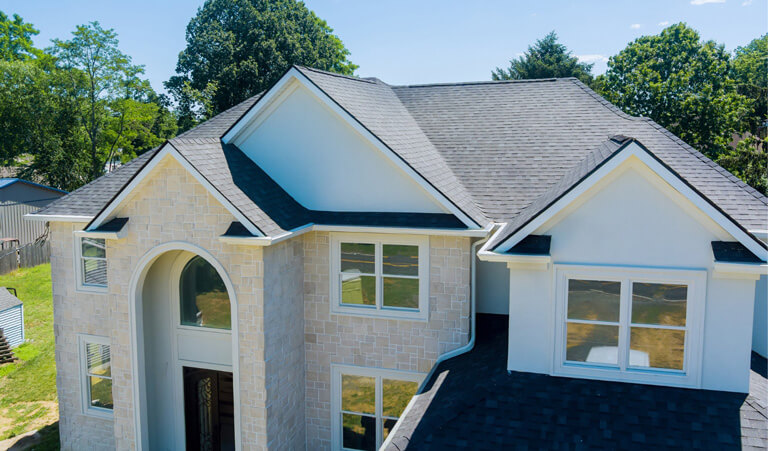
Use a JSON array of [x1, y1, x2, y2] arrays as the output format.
[[382, 379, 419, 418], [631, 283, 687, 326], [341, 375, 375, 414], [567, 279, 621, 322], [382, 277, 419, 309], [342, 413, 376, 451], [382, 245, 418, 276], [566, 323, 620, 365], [341, 243, 375, 274], [630, 328, 685, 370], [341, 275, 376, 306]]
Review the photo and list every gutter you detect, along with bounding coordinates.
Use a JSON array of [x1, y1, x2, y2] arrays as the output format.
[[380, 223, 499, 451]]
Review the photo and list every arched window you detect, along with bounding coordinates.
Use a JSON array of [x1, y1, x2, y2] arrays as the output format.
[[179, 256, 231, 330]]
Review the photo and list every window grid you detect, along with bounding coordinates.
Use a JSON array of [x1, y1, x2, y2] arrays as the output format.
[[81, 238, 107, 287], [564, 276, 689, 373], [79, 335, 113, 417]]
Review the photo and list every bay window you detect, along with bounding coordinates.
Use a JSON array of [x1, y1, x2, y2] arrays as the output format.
[[555, 266, 705, 387]]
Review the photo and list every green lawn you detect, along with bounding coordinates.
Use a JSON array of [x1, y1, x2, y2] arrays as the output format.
[[0, 264, 59, 450]]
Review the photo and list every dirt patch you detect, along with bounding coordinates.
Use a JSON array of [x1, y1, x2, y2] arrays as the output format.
[[0, 401, 58, 442]]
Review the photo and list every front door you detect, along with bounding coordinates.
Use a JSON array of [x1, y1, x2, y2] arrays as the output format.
[[183, 367, 235, 451]]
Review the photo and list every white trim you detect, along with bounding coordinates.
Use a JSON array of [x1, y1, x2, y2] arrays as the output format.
[[329, 233, 430, 321], [223, 67, 481, 229], [73, 234, 108, 294], [78, 334, 114, 419], [330, 364, 425, 451], [218, 223, 493, 247], [712, 261, 768, 280], [494, 142, 767, 258], [74, 229, 127, 241], [127, 241, 242, 451], [24, 213, 93, 223], [552, 264, 706, 388], [88, 144, 263, 237]]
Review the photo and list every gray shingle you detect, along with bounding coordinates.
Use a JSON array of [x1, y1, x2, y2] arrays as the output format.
[[0, 287, 21, 312]]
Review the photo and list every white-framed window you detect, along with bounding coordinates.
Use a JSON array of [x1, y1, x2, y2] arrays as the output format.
[[78, 334, 113, 418], [554, 265, 706, 387], [75, 236, 108, 292], [331, 365, 424, 451], [330, 234, 429, 321]]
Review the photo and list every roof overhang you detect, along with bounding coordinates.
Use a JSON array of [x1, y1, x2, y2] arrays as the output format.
[[25, 214, 92, 223], [221, 66, 483, 230], [493, 140, 768, 259], [84, 143, 264, 237]]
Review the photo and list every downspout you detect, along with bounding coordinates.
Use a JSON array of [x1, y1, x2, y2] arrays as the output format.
[[417, 223, 499, 391]]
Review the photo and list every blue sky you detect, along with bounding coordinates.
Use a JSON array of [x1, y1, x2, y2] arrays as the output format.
[[4, 0, 767, 93]]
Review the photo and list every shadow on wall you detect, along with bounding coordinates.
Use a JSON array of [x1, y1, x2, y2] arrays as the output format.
[[401, 314, 759, 450]]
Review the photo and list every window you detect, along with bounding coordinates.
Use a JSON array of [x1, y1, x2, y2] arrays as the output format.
[[179, 256, 231, 330], [331, 366, 424, 451], [330, 234, 429, 320], [78, 237, 107, 289], [555, 266, 705, 387], [79, 335, 113, 417]]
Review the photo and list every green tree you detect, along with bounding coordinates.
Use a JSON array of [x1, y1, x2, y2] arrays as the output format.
[[50, 22, 176, 180], [493, 31, 593, 83], [732, 34, 767, 135], [167, 0, 357, 128], [596, 23, 750, 161], [0, 11, 42, 61]]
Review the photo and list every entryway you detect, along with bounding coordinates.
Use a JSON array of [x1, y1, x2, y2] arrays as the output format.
[[183, 367, 235, 451]]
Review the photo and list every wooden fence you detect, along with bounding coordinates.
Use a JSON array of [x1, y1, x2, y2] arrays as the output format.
[[0, 240, 51, 275]]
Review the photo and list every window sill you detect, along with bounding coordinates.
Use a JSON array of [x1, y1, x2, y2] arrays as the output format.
[[553, 362, 699, 389], [75, 284, 108, 294], [82, 406, 114, 420], [330, 305, 429, 322]]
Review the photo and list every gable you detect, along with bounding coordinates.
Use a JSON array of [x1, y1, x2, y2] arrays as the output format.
[[493, 141, 767, 259], [231, 81, 449, 214], [538, 159, 734, 267]]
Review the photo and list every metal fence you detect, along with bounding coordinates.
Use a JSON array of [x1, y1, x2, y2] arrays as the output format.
[[0, 203, 47, 246], [0, 240, 50, 275]]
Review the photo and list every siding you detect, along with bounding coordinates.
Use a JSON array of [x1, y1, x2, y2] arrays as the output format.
[[0, 202, 48, 245], [0, 304, 24, 347]]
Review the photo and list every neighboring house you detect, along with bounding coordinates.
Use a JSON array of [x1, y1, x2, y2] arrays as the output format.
[[27, 66, 767, 450], [0, 178, 66, 245], [0, 287, 24, 348]]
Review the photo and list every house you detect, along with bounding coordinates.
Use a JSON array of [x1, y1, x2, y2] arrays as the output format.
[[0, 178, 66, 245], [0, 287, 23, 348], [27, 66, 767, 450]]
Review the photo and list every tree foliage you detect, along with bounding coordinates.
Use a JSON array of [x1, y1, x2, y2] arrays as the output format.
[[595, 23, 750, 161], [0, 12, 42, 61], [731, 34, 767, 135], [0, 14, 177, 190], [166, 0, 357, 129], [492, 31, 593, 83]]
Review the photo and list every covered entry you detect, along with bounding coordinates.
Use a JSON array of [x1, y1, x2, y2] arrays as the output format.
[[131, 242, 240, 451]]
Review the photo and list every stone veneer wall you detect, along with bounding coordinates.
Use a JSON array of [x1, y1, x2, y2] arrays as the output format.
[[303, 232, 472, 450], [263, 238, 306, 449], [50, 156, 269, 450]]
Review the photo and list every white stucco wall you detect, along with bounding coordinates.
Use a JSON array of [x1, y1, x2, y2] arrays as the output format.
[[236, 83, 447, 214], [476, 257, 509, 315], [753, 275, 767, 358], [506, 162, 759, 392]]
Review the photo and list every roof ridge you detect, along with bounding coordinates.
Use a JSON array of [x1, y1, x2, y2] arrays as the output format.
[[294, 65, 377, 84], [570, 78, 768, 206], [393, 77, 566, 89]]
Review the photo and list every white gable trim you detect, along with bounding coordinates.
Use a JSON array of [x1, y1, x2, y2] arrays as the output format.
[[494, 141, 767, 259], [222, 67, 481, 229], [87, 143, 264, 237]]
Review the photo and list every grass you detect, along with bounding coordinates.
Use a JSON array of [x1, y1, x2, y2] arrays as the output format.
[[0, 264, 59, 450]]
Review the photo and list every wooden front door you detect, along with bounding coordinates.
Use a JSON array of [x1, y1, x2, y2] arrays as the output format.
[[183, 367, 235, 451]]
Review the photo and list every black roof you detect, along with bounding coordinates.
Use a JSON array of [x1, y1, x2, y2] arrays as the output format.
[[712, 241, 766, 263], [386, 314, 768, 450], [31, 66, 768, 239]]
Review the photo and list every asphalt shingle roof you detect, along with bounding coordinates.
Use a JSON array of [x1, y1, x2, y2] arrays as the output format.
[[31, 67, 768, 240], [386, 314, 768, 450], [0, 287, 21, 312]]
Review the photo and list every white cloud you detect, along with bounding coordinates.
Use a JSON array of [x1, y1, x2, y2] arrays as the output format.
[[742, 0, 753, 5], [658, 21, 670, 26], [690, 0, 725, 5], [577, 54, 609, 64], [630, 23, 642, 29]]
